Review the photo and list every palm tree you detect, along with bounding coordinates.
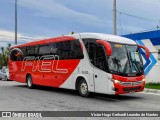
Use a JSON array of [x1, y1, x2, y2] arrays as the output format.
[[7, 43, 11, 51], [6, 43, 12, 66], [0, 53, 2, 67], [0, 47, 5, 65], [0, 44, 12, 66], [6, 43, 11, 56], [1, 47, 4, 55]]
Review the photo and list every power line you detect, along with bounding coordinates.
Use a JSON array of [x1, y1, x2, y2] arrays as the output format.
[[116, 10, 160, 34], [116, 10, 160, 23], [129, 26, 159, 34]]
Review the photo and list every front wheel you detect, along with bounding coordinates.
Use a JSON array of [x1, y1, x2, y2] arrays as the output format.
[[26, 75, 34, 89], [78, 79, 90, 97]]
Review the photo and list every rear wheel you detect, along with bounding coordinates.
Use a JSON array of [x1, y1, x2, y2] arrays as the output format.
[[78, 79, 90, 97], [26, 75, 33, 88]]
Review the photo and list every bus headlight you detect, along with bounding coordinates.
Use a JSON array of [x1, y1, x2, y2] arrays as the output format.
[[142, 78, 145, 81], [112, 79, 121, 84]]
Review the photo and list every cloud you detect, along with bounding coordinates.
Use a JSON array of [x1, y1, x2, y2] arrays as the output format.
[[18, 0, 158, 35], [18, 0, 106, 26], [2, 0, 159, 40], [0, 29, 48, 47]]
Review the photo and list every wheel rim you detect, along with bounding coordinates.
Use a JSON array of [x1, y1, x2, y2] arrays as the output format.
[[80, 82, 88, 95], [27, 77, 32, 87]]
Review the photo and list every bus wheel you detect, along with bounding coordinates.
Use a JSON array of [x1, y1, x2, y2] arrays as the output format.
[[26, 75, 33, 89], [78, 79, 89, 97]]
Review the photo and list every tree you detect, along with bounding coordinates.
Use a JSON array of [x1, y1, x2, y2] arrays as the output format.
[[0, 47, 5, 66], [1, 47, 4, 55], [7, 43, 11, 51], [0, 44, 12, 67], [5, 43, 11, 57]]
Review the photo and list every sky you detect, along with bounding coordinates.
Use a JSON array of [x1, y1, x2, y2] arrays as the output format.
[[0, 0, 160, 48]]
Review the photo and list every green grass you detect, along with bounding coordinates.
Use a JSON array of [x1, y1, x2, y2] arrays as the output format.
[[145, 83, 160, 90]]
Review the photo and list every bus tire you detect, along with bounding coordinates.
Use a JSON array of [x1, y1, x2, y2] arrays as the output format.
[[26, 75, 33, 89], [78, 79, 89, 97]]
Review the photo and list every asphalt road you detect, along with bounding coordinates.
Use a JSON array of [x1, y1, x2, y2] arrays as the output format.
[[0, 80, 160, 120]]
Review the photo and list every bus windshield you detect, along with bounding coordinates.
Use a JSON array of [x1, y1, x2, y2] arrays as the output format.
[[108, 43, 143, 76]]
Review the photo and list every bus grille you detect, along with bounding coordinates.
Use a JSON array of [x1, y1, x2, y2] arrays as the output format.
[[119, 81, 143, 86], [123, 86, 141, 92]]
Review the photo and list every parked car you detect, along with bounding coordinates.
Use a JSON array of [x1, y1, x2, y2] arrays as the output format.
[[0, 68, 9, 81]]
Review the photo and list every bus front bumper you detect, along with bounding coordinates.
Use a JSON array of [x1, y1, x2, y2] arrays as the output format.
[[112, 80, 145, 95]]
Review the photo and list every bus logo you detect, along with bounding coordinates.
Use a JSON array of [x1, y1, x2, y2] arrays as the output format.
[[21, 55, 68, 73]]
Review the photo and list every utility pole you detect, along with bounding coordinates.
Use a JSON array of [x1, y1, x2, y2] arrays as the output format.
[[113, 0, 117, 35], [15, 0, 17, 45]]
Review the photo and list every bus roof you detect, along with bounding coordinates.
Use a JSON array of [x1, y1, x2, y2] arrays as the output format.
[[11, 33, 137, 48], [10, 36, 75, 48], [68, 33, 137, 45]]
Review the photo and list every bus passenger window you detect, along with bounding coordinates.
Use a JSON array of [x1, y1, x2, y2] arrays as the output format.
[[82, 39, 108, 72], [10, 48, 24, 61], [39, 44, 51, 55], [50, 43, 58, 55], [50, 40, 84, 60]]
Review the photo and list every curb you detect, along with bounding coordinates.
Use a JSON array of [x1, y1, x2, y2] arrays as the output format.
[[144, 88, 160, 94]]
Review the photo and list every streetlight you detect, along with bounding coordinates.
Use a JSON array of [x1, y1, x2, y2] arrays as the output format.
[[15, 0, 17, 45]]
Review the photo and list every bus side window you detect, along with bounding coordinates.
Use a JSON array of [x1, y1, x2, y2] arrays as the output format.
[[10, 48, 24, 61], [50, 43, 58, 55], [94, 44, 108, 71], [10, 49, 18, 61], [72, 40, 84, 59], [39, 44, 51, 56], [54, 42, 64, 59], [20, 47, 27, 57], [52, 40, 84, 60], [82, 39, 108, 72], [26, 46, 36, 56]]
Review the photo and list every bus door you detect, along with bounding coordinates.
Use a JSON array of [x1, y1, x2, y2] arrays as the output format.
[[87, 42, 109, 94]]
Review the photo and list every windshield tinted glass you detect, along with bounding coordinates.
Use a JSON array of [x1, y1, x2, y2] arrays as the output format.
[[126, 45, 144, 73], [108, 43, 143, 76]]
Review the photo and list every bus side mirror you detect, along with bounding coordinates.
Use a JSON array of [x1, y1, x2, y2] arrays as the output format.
[[138, 45, 150, 58], [96, 40, 112, 56]]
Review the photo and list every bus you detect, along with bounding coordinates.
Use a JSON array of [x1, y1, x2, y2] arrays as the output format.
[[9, 33, 149, 97]]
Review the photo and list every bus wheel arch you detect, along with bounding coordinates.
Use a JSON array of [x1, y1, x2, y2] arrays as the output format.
[[26, 73, 34, 89], [75, 76, 90, 97]]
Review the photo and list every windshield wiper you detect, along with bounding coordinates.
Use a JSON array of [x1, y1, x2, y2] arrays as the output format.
[[127, 52, 141, 73]]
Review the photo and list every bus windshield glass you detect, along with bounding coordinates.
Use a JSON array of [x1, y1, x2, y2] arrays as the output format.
[[108, 43, 143, 76]]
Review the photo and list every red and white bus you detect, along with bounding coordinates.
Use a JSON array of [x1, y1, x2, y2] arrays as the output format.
[[9, 33, 149, 97]]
